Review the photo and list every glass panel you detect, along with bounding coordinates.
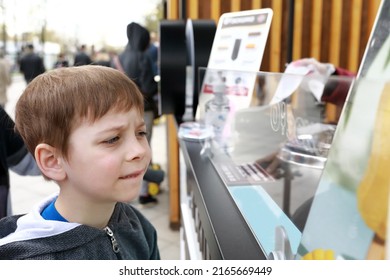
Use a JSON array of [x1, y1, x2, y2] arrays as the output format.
[[298, 78, 390, 260], [188, 67, 389, 259]]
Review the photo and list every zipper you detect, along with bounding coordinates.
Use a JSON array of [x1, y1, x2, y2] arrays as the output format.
[[104, 226, 120, 254]]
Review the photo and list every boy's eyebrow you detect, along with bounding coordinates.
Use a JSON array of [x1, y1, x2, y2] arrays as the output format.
[[97, 121, 146, 135], [94, 125, 126, 137]]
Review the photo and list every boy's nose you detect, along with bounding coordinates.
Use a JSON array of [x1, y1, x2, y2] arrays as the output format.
[[125, 138, 151, 161]]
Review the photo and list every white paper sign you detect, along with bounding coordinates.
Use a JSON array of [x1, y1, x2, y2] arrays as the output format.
[[196, 9, 273, 120]]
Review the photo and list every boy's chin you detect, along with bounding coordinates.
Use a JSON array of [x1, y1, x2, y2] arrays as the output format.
[[119, 188, 142, 203]]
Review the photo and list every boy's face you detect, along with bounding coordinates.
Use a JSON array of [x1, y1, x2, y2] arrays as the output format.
[[61, 108, 151, 204]]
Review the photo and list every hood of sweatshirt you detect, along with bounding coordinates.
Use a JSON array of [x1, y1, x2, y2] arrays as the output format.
[[0, 193, 80, 247], [126, 22, 150, 52]]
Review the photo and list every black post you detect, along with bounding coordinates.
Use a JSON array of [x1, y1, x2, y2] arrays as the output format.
[[286, 0, 295, 65], [179, 0, 186, 20]]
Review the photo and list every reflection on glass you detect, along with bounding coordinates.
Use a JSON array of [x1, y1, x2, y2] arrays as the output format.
[[196, 68, 355, 258]]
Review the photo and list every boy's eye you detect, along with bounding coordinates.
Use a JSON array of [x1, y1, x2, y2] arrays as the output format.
[[105, 136, 120, 144], [138, 131, 148, 137]]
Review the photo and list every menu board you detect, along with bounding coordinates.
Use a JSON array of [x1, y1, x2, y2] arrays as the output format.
[[195, 9, 273, 120]]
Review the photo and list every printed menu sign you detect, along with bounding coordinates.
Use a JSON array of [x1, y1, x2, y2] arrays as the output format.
[[196, 9, 273, 120]]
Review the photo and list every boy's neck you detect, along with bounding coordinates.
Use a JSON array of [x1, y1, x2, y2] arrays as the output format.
[[55, 191, 116, 229]]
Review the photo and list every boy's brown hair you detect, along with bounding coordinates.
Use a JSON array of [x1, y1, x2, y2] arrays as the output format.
[[15, 65, 144, 160]]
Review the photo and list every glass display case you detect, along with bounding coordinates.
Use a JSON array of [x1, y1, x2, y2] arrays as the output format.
[[179, 67, 390, 260], [178, 0, 390, 260]]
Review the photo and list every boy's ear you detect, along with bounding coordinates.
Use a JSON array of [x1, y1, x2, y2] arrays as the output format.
[[35, 143, 66, 181]]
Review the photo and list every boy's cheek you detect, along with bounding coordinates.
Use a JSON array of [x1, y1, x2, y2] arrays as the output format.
[[145, 144, 152, 161]]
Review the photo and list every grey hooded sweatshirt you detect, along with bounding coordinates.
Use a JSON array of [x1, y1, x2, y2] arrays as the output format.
[[0, 194, 160, 260]]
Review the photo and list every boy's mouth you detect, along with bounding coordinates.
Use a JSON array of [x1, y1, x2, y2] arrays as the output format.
[[119, 170, 143, 179]]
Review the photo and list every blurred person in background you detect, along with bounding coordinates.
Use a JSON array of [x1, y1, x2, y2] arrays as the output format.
[[53, 53, 69, 69], [146, 31, 159, 78], [74, 44, 92, 66], [19, 44, 46, 84], [0, 51, 12, 108], [91, 49, 111, 67]]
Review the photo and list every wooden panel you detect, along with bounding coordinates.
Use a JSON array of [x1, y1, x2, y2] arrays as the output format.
[[367, 0, 382, 35], [167, 114, 180, 229], [269, 0, 282, 71], [210, 0, 221, 23], [325, 0, 343, 123], [165, 0, 381, 72], [167, 0, 179, 19], [241, 0, 253, 10], [198, 0, 211, 19], [328, 0, 342, 66], [310, 0, 323, 58], [359, 0, 371, 64], [326, 0, 344, 123], [292, 0, 304, 60], [280, 0, 289, 68], [188, 0, 200, 19], [339, 0, 351, 69], [252, 0, 262, 9], [231, 0, 241, 11], [301, 0, 312, 58], [260, 0, 272, 71], [320, 0, 331, 62], [221, 0, 232, 14], [348, 0, 363, 72]]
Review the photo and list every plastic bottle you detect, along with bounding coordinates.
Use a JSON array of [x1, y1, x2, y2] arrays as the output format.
[[204, 80, 230, 143]]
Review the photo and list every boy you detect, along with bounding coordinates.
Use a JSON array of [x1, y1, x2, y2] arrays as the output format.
[[0, 65, 160, 259]]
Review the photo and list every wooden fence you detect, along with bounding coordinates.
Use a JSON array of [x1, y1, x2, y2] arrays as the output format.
[[166, 0, 382, 73]]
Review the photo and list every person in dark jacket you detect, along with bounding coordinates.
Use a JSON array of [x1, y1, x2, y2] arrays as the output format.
[[19, 44, 46, 84], [73, 44, 92, 66], [146, 31, 159, 77], [118, 22, 161, 206], [53, 53, 69, 69], [0, 107, 41, 219], [0, 66, 160, 260]]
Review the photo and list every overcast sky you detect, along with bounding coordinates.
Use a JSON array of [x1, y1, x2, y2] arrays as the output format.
[[2, 0, 159, 47]]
